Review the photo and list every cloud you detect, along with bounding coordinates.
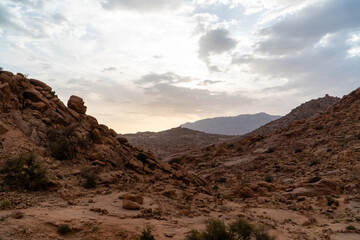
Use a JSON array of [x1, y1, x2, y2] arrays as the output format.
[[255, 0, 360, 55], [101, 0, 182, 12], [136, 72, 195, 85], [198, 28, 237, 64], [233, 31, 360, 96], [52, 13, 68, 24], [102, 67, 117, 72], [142, 82, 250, 115], [199, 80, 222, 86]]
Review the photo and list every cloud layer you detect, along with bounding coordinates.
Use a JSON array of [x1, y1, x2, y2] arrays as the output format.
[[0, 0, 359, 133]]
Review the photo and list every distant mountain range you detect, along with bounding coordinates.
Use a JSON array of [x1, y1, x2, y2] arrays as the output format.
[[180, 112, 282, 135]]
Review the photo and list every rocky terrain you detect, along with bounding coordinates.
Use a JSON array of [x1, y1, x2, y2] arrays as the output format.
[[0, 70, 359, 240], [249, 94, 340, 137], [121, 127, 235, 161], [181, 112, 281, 136]]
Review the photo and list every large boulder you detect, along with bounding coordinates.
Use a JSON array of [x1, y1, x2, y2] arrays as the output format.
[[67, 95, 87, 114]]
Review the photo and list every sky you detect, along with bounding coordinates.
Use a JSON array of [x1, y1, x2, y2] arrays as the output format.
[[1, 0, 360, 133]]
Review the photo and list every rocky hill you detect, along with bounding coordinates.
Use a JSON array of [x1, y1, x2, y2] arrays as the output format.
[[181, 112, 281, 135], [121, 127, 235, 161], [177, 88, 360, 239], [0, 71, 218, 240], [249, 94, 340, 136]]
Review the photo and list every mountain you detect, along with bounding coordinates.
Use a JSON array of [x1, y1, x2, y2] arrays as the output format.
[[181, 112, 282, 135], [121, 127, 235, 161], [249, 94, 340, 136]]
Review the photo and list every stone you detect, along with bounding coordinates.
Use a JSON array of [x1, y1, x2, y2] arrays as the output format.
[[67, 95, 87, 114], [123, 199, 141, 210], [128, 158, 143, 172], [92, 128, 103, 144], [124, 194, 144, 204], [240, 187, 255, 198]]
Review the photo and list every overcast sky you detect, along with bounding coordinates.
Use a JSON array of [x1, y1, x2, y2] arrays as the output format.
[[1, 0, 360, 133]]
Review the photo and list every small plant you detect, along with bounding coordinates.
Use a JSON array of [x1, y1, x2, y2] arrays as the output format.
[[136, 152, 147, 162], [202, 218, 232, 240], [118, 195, 125, 199], [346, 225, 356, 231], [47, 124, 91, 160], [229, 217, 253, 240], [0, 199, 10, 209], [264, 174, 274, 183], [186, 230, 203, 240], [223, 195, 233, 201], [50, 90, 56, 96], [0, 153, 48, 191], [0, 67, 3, 71], [325, 195, 335, 206], [253, 226, 275, 240], [227, 143, 235, 149], [57, 224, 71, 235], [140, 225, 155, 240], [81, 167, 99, 189]]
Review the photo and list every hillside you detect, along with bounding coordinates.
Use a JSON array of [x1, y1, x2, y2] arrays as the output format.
[[177, 88, 360, 239], [121, 127, 235, 161], [181, 112, 281, 135], [249, 94, 340, 136]]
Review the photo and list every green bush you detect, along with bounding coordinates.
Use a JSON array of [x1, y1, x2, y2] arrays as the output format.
[[223, 195, 233, 201], [186, 230, 203, 240], [81, 167, 99, 189], [140, 225, 155, 240], [346, 225, 356, 231], [57, 224, 71, 235], [47, 124, 91, 160], [229, 218, 253, 240], [186, 218, 274, 240], [202, 219, 232, 240], [254, 226, 275, 240], [325, 195, 335, 206], [136, 152, 147, 162], [0, 199, 10, 209], [0, 153, 48, 191]]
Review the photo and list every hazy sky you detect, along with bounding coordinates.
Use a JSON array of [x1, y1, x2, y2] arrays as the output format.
[[1, 0, 360, 133]]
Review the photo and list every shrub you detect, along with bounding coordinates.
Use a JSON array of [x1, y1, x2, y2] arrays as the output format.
[[264, 174, 274, 183], [186, 218, 275, 240], [0, 199, 10, 209], [47, 124, 90, 160], [57, 224, 71, 235], [50, 90, 56, 96], [223, 195, 233, 201], [0, 67, 3, 71], [81, 167, 99, 189], [346, 225, 356, 231], [227, 143, 235, 149], [202, 218, 232, 240], [325, 195, 335, 206], [140, 225, 155, 240], [229, 218, 253, 240], [136, 152, 147, 162], [0, 153, 48, 191], [253, 226, 275, 240], [186, 230, 203, 240]]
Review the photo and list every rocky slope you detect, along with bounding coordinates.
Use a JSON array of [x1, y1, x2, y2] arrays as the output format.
[[177, 88, 360, 239], [249, 94, 340, 136], [0, 71, 218, 240], [181, 112, 281, 135], [121, 127, 235, 161]]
